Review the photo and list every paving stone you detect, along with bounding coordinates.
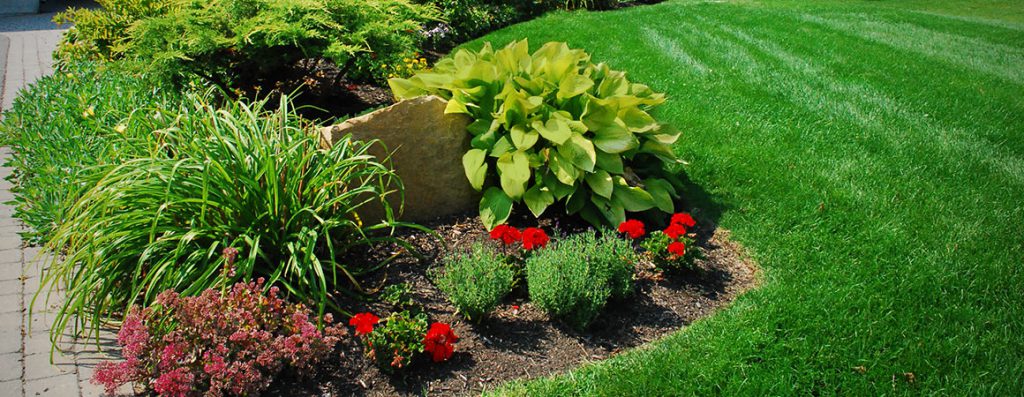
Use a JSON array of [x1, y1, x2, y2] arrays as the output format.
[[0, 260, 20, 280], [0, 379, 23, 397], [0, 292, 19, 314], [0, 352, 21, 382], [0, 277, 18, 296], [0, 234, 19, 251], [24, 350, 75, 381], [26, 372, 79, 396], [0, 311, 21, 354]]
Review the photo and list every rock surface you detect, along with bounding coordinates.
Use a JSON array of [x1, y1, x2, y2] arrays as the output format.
[[321, 95, 479, 223]]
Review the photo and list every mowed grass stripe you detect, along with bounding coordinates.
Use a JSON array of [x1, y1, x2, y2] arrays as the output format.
[[799, 13, 1024, 85]]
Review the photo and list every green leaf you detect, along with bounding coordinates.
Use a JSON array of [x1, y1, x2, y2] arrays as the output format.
[[620, 108, 658, 132], [640, 140, 678, 162], [644, 178, 677, 213], [490, 136, 514, 157], [496, 151, 530, 199], [533, 118, 572, 145], [557, 133, 597, 173], [585, 170, 613, 199], [388, 78, 426, 99], [445, 98, 469, 114], [543, 172, 576, 200], [480, 188, 514, 230], [548, 149, 580, 186], [523, 184, 554, 217], [510, 125, 539, 150], [590, 194, 626, 226], [557, 74, 594, 100], [593, 123, 639, 154], [595, 150, 624, 174], [611, 180, 656, 212], [461, 149, 488, 191]]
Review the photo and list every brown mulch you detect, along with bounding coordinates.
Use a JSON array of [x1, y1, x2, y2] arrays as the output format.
[[267, 211, 760, 397]]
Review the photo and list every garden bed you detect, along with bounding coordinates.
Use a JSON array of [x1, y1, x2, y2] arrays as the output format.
[[268, 212, 759, 396]]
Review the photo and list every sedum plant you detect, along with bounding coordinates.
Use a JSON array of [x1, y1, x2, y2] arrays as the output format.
[[389, 39, 682, 229], [36, 93, 409, 341]]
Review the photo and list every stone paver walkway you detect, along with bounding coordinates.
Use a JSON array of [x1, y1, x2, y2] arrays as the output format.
[[0, 5, 123, 396]]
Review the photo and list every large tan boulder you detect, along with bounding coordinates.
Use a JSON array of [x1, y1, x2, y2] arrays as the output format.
[[321, 95, 479, 223]]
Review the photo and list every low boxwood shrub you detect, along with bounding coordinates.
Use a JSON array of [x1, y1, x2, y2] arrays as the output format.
[[56, 0, 437, 87], [92, 279, 346, 396], [431, 242, 516, 321], [525, 231, 636, 330], [390, 39, 683, 229], [37, 93, 409, 340], [0, 61, 180, 244]]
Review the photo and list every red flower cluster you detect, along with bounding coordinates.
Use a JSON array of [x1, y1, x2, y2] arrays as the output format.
[[664, 212, 696, 257], [489, 224, 521, 245], [489, 224, 549, 250], [618, 219, 646, 239], [521, 227, 549, 250], [423, 322, 459, 363], [92, 279, 346, 397], [349, 313, 379, 336]]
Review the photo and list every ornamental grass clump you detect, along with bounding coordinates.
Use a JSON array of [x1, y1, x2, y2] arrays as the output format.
[[36, 93, 409, 341], [92, 279, 346, 397], [525, 231, 636, 330], [390, 39, 683, 229], [432, 242, 516, 321]]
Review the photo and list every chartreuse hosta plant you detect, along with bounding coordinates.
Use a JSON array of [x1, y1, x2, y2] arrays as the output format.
[[389, 39, 682, 229]]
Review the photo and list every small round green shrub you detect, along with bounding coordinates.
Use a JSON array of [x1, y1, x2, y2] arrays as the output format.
[[525, 231, 636, 330], [432, 242, 516, 321]]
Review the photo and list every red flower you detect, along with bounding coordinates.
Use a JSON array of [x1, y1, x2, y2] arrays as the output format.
[[617, 219, 646, 239], [671, 213, 696, 229], [489, 224, 521, 245], [423, 322, 458, 363], [521, 227, 549, 250], [663, 223, 687, 240], [667, 241, 686, 257], [349, 313, 379, 336]]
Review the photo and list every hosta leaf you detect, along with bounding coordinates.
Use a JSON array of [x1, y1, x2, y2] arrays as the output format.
[[590, 194, 626, 226], [583, 101, 617, 131], [557, 133, 596, 173], [611, 180, 656, 212], [523, 184, 554, 217], [594, 123, 638, 154], [647, 123, 681, 145], [557, 74, 594, 100], [620, 108, 658, 132], [585, 169, 613, 199], [640, 140, 678, 162], [387, 78, 426, 99], [480, 187, 513, 230], [510, 125, 539, 150], [548, 150, 579, 186], [445, 98, 469, 114], [533, 118, 572, 145], [490, 136, 514, 158], [543, 172, 576, 200], [595, 150, 624, 174], [565, 188, 588, 214], [644, 178, 677, 213], [497, 151, 530, 199], [461, 149, 488, 191]]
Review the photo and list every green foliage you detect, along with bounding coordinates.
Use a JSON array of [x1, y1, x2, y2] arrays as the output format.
[[363, 310, 429, 370], [525, 231, 636, 329], [639, 231, 699, 271], [0, 61, 181, 244], [53, 0, 176, 66], [432, 242, 516, 321], [389, 40, 682, 229], [36, 93, 408, 341], [380, 283, 417, 311], [55, 0, 437, 87]]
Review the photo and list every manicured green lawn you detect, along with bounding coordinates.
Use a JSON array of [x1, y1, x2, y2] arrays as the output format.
[[464, 0, 1024, 394]]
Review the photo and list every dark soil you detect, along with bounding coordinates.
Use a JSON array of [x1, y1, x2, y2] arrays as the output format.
[[267, 211, 759, 397]]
